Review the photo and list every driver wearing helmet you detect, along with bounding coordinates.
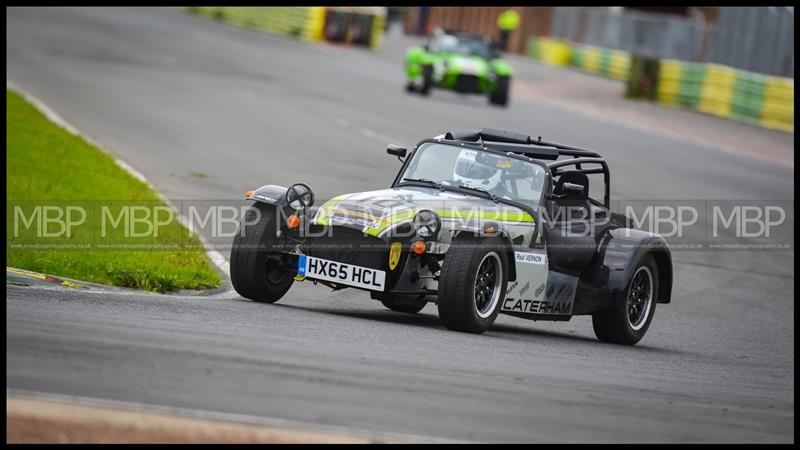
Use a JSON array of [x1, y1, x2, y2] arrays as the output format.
[[453, 150, 512, 199]]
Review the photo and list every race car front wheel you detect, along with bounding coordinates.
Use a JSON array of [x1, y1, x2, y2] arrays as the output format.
[[420, 65, 433, 96], [437, 237, 508, 333], [592, 254, 659, 345], [489, 76, 510, 106], [230, 202, 294, 303]]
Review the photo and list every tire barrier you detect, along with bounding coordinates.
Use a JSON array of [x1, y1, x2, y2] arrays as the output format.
[[189, 7, 324, 42], [525, 36, 571, 67], [525, 35, 793, 133], [526, 37, 629, 81], [187, 7, 385, 49], [571, 45, 630, 81], [657, 60, 794, 133]]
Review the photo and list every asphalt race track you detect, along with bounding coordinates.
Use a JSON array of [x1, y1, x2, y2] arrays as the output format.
[[6, 7, 794, 443]]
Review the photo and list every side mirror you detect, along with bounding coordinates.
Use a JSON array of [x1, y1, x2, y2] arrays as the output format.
[[386, 144, 407, 160], [561, 182, 585, 196]]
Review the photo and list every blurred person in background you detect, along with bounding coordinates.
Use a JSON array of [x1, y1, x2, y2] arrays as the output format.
[[497, 9, 520, 52]]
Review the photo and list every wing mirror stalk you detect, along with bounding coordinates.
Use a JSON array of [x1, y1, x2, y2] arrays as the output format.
[[387, 144, 407, 163]]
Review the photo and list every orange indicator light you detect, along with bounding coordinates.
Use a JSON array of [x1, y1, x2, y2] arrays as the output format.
[[287, 214, 301, 229], [411, 240, 427, 255]]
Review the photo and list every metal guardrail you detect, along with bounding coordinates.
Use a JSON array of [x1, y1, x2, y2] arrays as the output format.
[[708, 7, 794, 78]]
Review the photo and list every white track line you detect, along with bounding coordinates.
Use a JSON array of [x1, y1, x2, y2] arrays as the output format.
[[7, 81, 232, 287]]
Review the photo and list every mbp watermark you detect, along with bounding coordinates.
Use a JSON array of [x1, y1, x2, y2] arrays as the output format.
[[712, 205, 786, 238], [6, 198, 793, 252], [13, 204, 87, 238], [100, 205, 175, 237]]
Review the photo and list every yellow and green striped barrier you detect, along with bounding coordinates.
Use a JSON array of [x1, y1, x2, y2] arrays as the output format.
[[570, 44, 631, 81], [188, 7, 386, 50], [656, 59, 793, 133], [188, 7, 325, 43], [526, 37, 630, 81], [761, 76, 794, 133], [369, 12, 386, 50], [525, 35, 792, 133], [525, 36, 572, 67]]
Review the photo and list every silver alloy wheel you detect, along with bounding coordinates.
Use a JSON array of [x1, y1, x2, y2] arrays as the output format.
[[474, 252, 503, 319], [627, 265, 654, 331]]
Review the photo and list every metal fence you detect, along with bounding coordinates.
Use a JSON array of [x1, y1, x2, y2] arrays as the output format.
[[551, 7, 793, 77], [708, 7, 793, 78]]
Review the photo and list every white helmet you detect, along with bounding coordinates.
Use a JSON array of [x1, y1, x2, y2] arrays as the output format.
[[453, 150, 503, 191]]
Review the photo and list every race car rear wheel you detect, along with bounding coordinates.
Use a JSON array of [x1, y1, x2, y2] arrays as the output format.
[[489, 76, 510, 106], [378, 294, 428, 314], [437, 237, 508, 333], [592, 254, 659, 345], [230, 202, 294, 303]]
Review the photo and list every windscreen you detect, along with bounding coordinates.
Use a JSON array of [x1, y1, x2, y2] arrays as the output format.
[[400, 142, 547, 210]]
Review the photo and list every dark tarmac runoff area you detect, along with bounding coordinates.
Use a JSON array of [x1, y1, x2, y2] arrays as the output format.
[[6, 7, 794, 443]]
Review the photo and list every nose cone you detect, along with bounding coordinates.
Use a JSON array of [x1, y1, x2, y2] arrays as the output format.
[[450, 55, 488, 76]]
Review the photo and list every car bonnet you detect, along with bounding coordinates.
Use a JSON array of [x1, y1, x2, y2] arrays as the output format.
[[311, 186, 534, 237]]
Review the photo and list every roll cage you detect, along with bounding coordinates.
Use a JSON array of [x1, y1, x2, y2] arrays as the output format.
[[391, 128, 610, 214]]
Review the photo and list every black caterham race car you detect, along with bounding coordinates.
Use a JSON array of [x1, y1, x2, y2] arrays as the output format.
[[231, 128, 672, 345]]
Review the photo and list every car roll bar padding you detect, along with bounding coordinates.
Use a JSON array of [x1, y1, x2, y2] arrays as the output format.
[[442, 128, 602, 159]]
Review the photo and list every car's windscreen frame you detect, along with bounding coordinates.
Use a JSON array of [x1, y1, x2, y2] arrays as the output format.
[[391, 139, 552, 222]]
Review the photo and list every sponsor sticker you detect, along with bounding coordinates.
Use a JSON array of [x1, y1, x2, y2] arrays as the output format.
[[388, 242, 402, 271], [496, 159, 514, 169], [535, 282, 545, 298], [515, 251, 547, 265], [501, 297, 572, 315]]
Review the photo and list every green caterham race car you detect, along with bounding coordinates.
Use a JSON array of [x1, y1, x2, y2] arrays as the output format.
[[404, 30, 513, 106]]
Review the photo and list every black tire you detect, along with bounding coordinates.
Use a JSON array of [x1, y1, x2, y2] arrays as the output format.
[[420, 65, 433, 96], [489, 76, 510, 106], [379, 294, 428, 314], [405, 80, 416, 93], [437, 238, 508, 333], [592, 254, 659, 345], [230, 202, 294, 303]]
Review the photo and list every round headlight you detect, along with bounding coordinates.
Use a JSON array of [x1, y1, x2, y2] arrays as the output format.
[[286, 183, 315, 210], [413, 210, 441, 238]]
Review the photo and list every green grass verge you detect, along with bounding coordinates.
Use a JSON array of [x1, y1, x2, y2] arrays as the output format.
[[6, 89, 221, 292]]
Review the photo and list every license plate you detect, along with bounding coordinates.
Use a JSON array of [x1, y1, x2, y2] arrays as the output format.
[[297, 255, 385, 291]]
